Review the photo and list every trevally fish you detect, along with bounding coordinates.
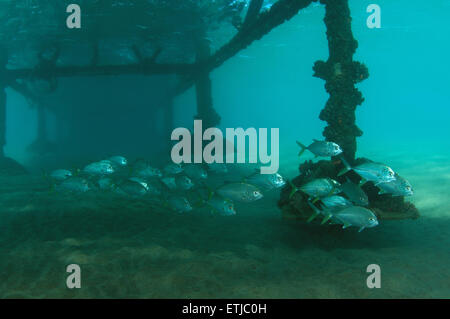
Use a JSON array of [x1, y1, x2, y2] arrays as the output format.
[[289, 178, 341, 201], [245, 171, 286, 190], [216, 182, 263, 203], [377, 174, 413, 197], [332, 206, 379, 232], [341, 177, 369, 206], [206, 195, 236, 216], [128, 177, 149, 191], [321, 195, 353, 210], [97, 177, 116, 191], [338, 158, 396, 185], [135, 164, 162, 178], [183, 164, 208, 180], [163, 163, 183, 175], [56, 177, 90, 193], [117, 180, 148, 197], [175, 175, 194, 190], [167, 196, 193, 213], [296, 139, 343, 158], [317, 195, 353, 224], [83, 161, 114, 175], [108, 156, 128, 167], [161, 176, 177, 190], [49, 169, 72, 181]]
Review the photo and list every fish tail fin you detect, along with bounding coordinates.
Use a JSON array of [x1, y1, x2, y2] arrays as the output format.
[[288, 180, 300, 199], [306, 212, 319, 223], [306, 201, 320, 223], [296, 141, 307, 157], [320, 213, 332, 225], [337, 157, 352, 177]]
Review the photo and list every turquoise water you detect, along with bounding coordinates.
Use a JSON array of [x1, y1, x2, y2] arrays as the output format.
[[1, 1, 449, 298]]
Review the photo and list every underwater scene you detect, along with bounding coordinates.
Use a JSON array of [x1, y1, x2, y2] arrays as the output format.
[[0, 0, 449, 299]]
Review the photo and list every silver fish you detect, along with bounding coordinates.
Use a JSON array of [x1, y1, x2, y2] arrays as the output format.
[[316, 195, 353, 224], [117, 180, 147, 197], [183, 164, 208, 180], [97, 177, 116, 191], [289, 178, 341, 200], [296, 139, 343, 158], [57, 177, 90, 193], [167, 196, 192, 213], [206, 195, 236, 216], [246, 171, 286, 190], [321, 195, 353, 210], [175, 175, 194, 190], [339, 159, 396, 185], [216, 182, 263, 203], [49, 169, 72, 181], [108, 156, 128, 167], [332, 206, 379, 232], [377, 174, 413, 197], [341, 177, 369, 206], [83, 161, 114, 175], [128, 177, 149, 191], [161, 176, 177, 190], [135, 165, 162, 178], [163, 163, 183, 175]]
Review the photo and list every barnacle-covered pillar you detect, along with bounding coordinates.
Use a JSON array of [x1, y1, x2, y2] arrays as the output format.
[[313, 0, 369, 162], [194, 37, 221, 129]]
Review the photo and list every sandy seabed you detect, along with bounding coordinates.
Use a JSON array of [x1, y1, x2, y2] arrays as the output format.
[[0, 145, 449, 299]]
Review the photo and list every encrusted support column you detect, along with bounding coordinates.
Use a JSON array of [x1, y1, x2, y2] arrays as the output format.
[[194, 36, 221, 129], [313, 0, 369, 162]]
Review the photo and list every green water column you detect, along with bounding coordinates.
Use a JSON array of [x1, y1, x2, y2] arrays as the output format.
[[313, 0, 369, 162]]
